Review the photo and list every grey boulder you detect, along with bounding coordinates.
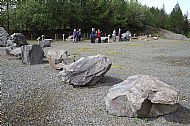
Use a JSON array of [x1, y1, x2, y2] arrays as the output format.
[[6, 33, 28, 47], [5, 43, 21, 57], [59, 54, 112, 86], [21, 44, 44, 65], [0, 27, 9, 46], [7, 47, 22, 57], [105, 75, 179, 117]]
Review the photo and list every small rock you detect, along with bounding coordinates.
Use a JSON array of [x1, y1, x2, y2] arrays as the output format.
[[105, 75, 180, 117], [40, 39, 52, 47]]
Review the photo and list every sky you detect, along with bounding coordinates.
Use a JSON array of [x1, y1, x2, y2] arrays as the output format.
[[138, 0, 190, 17]]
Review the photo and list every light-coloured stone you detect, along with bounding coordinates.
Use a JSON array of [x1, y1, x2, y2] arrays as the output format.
[[40, 39, 52, 47], [105, 75, 180, 117], [0, 27, 9, 46], [47, 49, 75, 70], [59, 54, 112, 86]]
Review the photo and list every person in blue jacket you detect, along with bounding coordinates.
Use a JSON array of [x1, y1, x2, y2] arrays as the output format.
[[73, 29, 78, 43], [90, 28, 96, 43]]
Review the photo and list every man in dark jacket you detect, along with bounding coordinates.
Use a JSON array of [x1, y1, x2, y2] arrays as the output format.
[[90, 28, 96, 43]]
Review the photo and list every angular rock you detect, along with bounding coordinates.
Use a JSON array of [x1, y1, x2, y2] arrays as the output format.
[[21, 44, 44, 65], [6, 33, 28, 47], [6, 47, 22, 57], [0, 27, 9, 46], [40, 39, 52, 47], [47, 49, 74, 70], [59, 54, 112, 86], [105, 75, 180, 117]]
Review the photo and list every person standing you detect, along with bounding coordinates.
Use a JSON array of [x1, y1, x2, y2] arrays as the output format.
[[112, 29, 116, 42], [118, 28, 122, 41], [73, 29, 77, 43], [78, 29, 82, 41], [90, 28, 96, 43], [97, 29, 101, 43]]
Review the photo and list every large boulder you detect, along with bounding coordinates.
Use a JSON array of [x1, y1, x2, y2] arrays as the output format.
[[21, 44, 44, 65], [6, 33, 28, 47], [59, 54, 112, 86], [0, 27, 9, 46], [47, 49, 75, 70], [105, 75, 180, 117]]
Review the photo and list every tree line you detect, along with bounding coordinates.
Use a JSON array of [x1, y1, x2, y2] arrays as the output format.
[[0, 0, 189, 38]]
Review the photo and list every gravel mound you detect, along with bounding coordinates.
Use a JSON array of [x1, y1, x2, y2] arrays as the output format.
[[146, 26, 189, 40], [1, 40, 190, 126]]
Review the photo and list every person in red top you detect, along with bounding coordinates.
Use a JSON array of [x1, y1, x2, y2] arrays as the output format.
[[97, 29, 101, 43]]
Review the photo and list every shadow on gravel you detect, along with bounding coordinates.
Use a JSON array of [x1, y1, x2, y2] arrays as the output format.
[[155, 56, 190, 67], [163, 104, 190, 125], [139, 104, 190, 125], [42, 59, 49, 64], [89, 76, 124, 88], [72, 76, 124, 88]]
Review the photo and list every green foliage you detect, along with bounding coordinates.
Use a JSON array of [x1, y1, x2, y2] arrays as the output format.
[[0, 0, 189, 36], [169, 3, 184, 34]]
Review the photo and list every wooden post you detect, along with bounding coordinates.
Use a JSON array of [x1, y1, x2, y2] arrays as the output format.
[[41, 35, 45, 41], [108, 34, 110, 43], [62, 34, 65, 41], [37, 37, 41, 44]]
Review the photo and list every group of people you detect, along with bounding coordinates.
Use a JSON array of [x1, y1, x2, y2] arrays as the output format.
[[72, 27, 123, 43], [90, 28, 102, 43], [73, 28, 82, 43]]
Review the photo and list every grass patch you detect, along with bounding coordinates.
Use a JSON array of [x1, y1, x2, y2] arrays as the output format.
[[127, 43, 143, 47], [27, 40, 38, 45], [112, 65, 124, 69], [78, 47, 92, 52]]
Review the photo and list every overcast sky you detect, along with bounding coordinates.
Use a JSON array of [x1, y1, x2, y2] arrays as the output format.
[[138, 0, 190, 17]]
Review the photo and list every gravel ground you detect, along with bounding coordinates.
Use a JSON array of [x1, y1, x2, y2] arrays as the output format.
[[1, 39, 190, 126]]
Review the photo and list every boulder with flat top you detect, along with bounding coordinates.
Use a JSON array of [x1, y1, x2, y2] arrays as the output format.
[[21, 44, 44, 65], [105, 75, 180, 117], [59, 54, 112, 86]]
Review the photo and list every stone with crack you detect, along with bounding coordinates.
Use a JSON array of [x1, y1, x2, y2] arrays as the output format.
[[21, 44, 44, 65], [59, 54, 112, 86], [105, 75, 180, 117]]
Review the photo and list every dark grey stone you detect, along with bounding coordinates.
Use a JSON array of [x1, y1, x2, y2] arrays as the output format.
[[6, 33, 28, 47], [59, 54, 112, 86], [105, 75, 180, 117], [21, 44, 44, 65]]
